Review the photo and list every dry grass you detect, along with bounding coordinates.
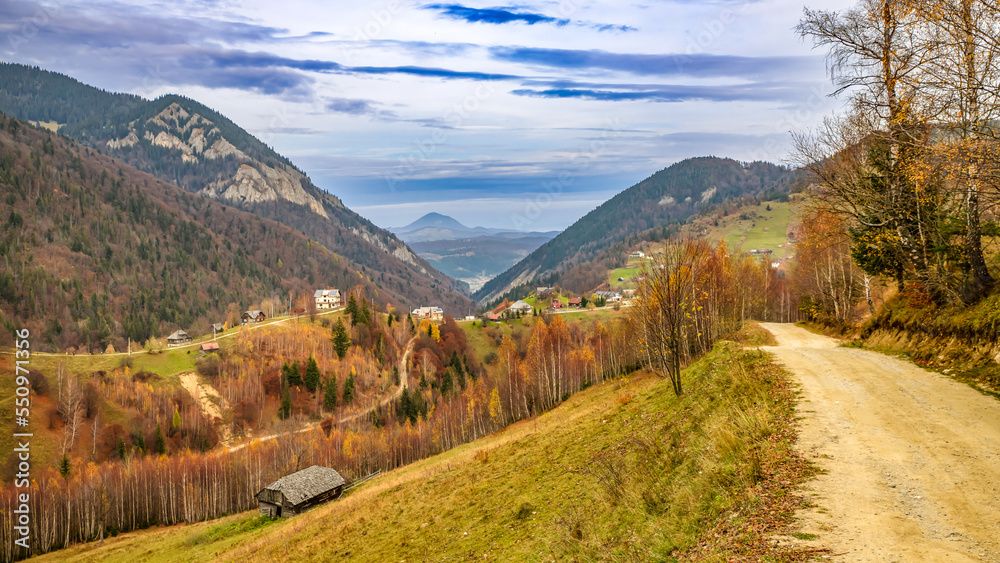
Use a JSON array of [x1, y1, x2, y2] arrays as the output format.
[[34, 342, 817, 562]]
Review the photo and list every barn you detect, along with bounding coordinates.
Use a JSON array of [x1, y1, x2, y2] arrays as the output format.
[[255, 465, 346, 517]]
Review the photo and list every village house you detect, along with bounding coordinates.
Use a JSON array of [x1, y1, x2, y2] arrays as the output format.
[[201, 342, 220, 352], [314, 288, 341, 310], [536, 287, 555, 298], [242, 309, 266, 325], [412, 306, 444, 321], [166, 330, 191, 347], [211, 323, 225, 334], [255, 465, 346, 518], [509, 300, 533, 314], [622, 289, 637, 299], [568, 297, 582, 308], [485, 312, 500, 322], [594, 290, 622, 303], [629, 250, 646, 259]]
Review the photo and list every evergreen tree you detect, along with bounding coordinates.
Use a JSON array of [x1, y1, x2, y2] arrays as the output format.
[[343, 371, 356, 403], [279, 376, 292, 419], [323, 376, 338, 411], [392, 365, 400, 386], [304, 356, 321, 392], [154, 424, 166, 455], [135, 432, 146, 455], [331, 319, 350, 359], [172, 408, 181, 429], [346, 294, 359, 325], [407, 313, 415, 334], [440, 368, 454, 396], [387, 312, 394, 327], [357, 297, 371, 326], [287, 361, 302, 386], [59, 455, 71, 478], [117, 437, 127, 460]]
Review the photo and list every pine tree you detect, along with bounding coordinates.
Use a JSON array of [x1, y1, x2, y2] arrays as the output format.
[[343, 370, 356, 403], [331, 319, 350, 359], [288, 361, 302, 386], [358, 298, 371, 326], [135, 432, 146, 455], [304, 356, 321, 392], [323, 376, 338, 411], [279, 376, 292, 419], [59, 455, 71, 478], [154, 424, 166, 455], [346, 294, 359, 325]]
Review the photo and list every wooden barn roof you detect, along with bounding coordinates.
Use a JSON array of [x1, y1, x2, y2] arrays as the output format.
[[258, 465, 345, 506]]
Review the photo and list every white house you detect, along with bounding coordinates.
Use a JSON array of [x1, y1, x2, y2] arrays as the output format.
[[509, 300, 533, 313], [412, 306, 444, 321], [314, 289, 341, 309], [629, 250, 646, 259]]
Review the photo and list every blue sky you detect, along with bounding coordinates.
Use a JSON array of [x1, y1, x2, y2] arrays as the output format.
[[1, 0, 852, 231]]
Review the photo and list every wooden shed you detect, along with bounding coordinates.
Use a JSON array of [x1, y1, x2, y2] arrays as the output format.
[[255, 465, 346, 517]]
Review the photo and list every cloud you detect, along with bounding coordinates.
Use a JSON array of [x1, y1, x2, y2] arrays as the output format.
[[511, 80, 802, 103], [591, 23, 638, 33], [326, 98, 381, 115], [422, 4, 569, 26], [490, 47, 816, 79]]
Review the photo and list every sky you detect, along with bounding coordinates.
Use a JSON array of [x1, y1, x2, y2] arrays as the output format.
[[1, 0, 854, 231]]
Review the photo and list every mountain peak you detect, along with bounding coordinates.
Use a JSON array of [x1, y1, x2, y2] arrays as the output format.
[[397, 212, 469, 232]]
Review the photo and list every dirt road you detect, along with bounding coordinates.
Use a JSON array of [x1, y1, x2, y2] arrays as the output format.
[[226, 336, 417, 452], [760, 323, 1000, 562]]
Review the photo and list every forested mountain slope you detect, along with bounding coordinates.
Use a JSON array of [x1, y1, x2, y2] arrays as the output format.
[[0, 113, 456, 352], [474, 157, 797, 304], [0, 63, 471, 313]]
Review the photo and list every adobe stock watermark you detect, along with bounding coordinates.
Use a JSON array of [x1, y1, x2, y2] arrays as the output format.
[[671, 1, 752, 73], [339, 1, 403, 65], [6, 1, 63, 55], [384, 80, 498, 191], [509, 117, 625, 231], [12, 328, 33, 551], [749, 83, 831, 163]]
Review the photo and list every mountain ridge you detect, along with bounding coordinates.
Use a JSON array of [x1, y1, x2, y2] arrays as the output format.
[[474, 157, 798, 304], [0, 63, 472, 312]]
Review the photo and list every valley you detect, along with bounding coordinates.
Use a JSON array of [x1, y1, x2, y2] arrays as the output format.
[[5, 0, 1000, 558]]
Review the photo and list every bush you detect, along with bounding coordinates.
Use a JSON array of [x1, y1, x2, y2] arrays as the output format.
[[196, 354, 220, 377], [27, 370, 48, 396]]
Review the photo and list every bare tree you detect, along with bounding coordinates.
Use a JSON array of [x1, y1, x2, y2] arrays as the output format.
[[59, 372, 85, 455]]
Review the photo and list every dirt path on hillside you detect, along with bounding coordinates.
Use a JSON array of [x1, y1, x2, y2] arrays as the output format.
[[179, 372, 231, 443], [760, 323, 1000, 562], [226, 336, 417, 452]]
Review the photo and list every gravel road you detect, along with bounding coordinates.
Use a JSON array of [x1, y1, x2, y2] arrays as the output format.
[[761, 323, 1000, 563]]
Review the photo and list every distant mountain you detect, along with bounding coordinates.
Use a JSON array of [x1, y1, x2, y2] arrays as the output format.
[[390, 213, 558, 290], [394, 212, 471, 235], [0, 63, 472, 314], [474, 157, 798, 304]]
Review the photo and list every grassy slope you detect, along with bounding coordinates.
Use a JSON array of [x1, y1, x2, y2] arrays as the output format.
[[722, 202, 793, 258], [35, 340, 814, 562]]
